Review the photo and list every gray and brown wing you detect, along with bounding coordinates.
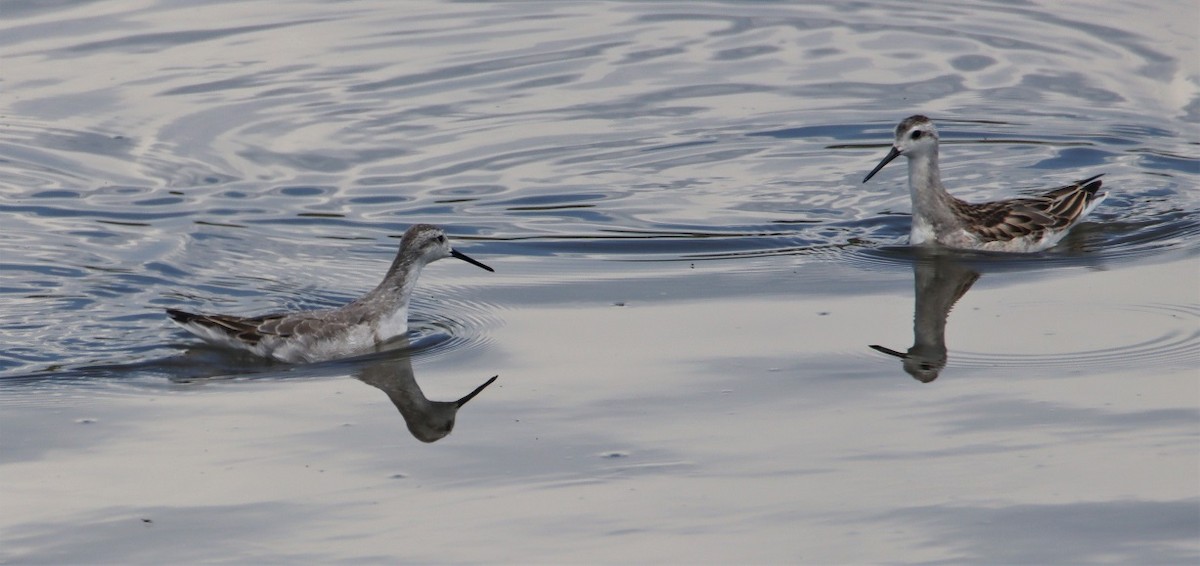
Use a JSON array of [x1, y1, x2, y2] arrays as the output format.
[[956, 174, 1104, 242], [167, 305, 373, 345], [167, 308, 292, 345], [261, 308, 373, 342]]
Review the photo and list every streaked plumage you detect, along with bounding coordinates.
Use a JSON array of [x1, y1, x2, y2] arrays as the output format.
[[862, 115, 1107, 252], [167, 224, 493, 363]]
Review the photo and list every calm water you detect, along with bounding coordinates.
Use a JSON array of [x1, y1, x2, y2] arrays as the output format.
[[2, 0, 1198, 563]]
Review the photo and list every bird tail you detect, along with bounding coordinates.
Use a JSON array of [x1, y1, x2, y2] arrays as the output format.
[[1077, 174, 1108, 220], [1078, 174, 1104, 196], [166, 308, 199, 324]]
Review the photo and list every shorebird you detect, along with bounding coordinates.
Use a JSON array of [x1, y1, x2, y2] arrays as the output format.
[[167, 224, 493, 363], [862, 115, 1107, 252]]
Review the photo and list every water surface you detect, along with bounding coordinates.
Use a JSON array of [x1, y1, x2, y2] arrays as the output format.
[[1, 0, 1197, 563]]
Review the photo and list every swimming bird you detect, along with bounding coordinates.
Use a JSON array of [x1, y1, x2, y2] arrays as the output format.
[[166, 224, 494, 363], [862, 115, 1107, 252]]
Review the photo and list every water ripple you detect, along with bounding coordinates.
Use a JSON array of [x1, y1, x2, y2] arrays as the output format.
[[951, 303, 1200, 374], [0, 0, 1196, 379]]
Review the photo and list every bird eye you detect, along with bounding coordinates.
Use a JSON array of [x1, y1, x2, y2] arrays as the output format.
[[911, 130, 923, 140], [436, 235, 446, 243]]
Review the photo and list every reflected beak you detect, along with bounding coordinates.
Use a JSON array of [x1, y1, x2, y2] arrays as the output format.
[[451, 249, 495, 272], [862, 146, 902, 183], [869, 344, 908, 359], [455, 375, 498, 407]]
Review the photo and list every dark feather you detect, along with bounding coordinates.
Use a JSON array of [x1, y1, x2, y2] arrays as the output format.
[[954, 174, 1104, 242], [166, 309, 293, 345]]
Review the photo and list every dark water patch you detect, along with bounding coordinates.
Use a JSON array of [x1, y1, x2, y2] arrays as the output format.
[[427, 184, 506, 199], [347, 195, 413, 206], [713, 45, 781, 61], [1028, 147, 1113, 170], [493, 192, 607, 210], [95, 219, 151, 228], [1136, 149, 1199, 173], [950, 54, 996, 72], [159, 74, 271, 96], [296, 212, 346, 219], [57, 20, 330, 56], [194, 219, 248, 229], [506, 73, 581, 90], [133, 196, 185, 206], [278, 185, 334, 197], [30, 189, 82, 198]]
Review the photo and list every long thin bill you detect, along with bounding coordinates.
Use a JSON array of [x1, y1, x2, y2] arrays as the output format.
[[456, 375, 499, 407], [862, 146, 901, 183], [869, 344, 908, 359], [451, 249, 495, 272]]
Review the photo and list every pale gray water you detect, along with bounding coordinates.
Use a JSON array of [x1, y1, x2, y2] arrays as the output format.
[[1, 0, 1198, 563]]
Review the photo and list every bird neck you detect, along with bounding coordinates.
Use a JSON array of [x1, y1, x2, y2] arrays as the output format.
[[906, 148, 963, 231], [368, 255, 426, 308]]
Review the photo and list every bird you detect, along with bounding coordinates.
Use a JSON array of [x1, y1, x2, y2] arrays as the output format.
[[862, 115, 1107, 252], [166, 224, 493, 363]]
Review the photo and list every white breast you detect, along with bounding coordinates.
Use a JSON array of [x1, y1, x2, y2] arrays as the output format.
[[373, 307, 410, 344], [910, 216, 937, 245]]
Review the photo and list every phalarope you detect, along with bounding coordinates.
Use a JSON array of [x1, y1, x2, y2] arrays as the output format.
[[167, 224, 494, 363], [862, 115, 1107, 253]]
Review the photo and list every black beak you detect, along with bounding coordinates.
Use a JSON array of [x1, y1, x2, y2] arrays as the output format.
[[451, 249, 495, 272], [455, 375, 498, 407], [869, 344, 908, 359], [862, 146, 902, 183]]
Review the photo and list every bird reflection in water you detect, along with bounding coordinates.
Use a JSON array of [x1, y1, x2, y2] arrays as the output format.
[[162, 342, 499, 442], [870, 251, 980, 382], [355, 350, 498, 443]]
